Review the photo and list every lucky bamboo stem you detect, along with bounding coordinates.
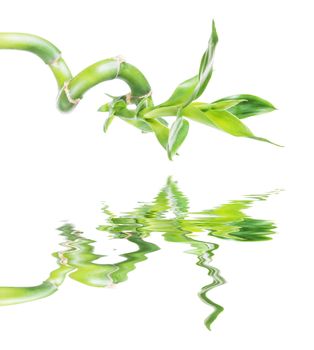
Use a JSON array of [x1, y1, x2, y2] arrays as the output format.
[[57, 58, 152, 111], [0, 25, 277, 159], [0, 33, 152, 112], [0, 33, 73, 89]]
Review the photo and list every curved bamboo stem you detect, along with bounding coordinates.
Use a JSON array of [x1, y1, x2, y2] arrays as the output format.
[[57, 58, 152, 112], [0, 33, 73, 89], [0, 25, 278, 159], [0, 33, 152, 112]]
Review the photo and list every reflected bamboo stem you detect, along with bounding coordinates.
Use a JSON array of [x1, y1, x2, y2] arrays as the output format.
[[0, 178, 279, 331]]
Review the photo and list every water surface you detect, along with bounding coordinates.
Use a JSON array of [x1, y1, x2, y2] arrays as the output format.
[[0, 178, 278, 330]]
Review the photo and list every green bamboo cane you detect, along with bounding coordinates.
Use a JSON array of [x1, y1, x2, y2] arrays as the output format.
[[0, 33, 152, 112], [0, 33, 72, 89], [0, 23, 279, 159]]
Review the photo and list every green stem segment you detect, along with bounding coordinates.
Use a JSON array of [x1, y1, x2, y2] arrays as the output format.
[[0, 33, 73, 89], [0, 33, 152, 112], [57, 59, 152, 112]]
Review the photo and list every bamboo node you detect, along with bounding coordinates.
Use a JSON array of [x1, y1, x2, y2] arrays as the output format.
[[114, 55, 126, 78], [63, 81, 81, 105], [48, 54, 62, 66], [58, 251, 68, 266], [126, 90, 152, 103], [125, 92, 132, 104], [137, 90, 152, 99]]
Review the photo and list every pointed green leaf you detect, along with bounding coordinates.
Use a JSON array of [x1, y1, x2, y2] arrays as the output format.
[[205, 109, 254, 136], [158, 20, 218, 108], [144, 106, 179, 119], [120, 117, 152, 133], [158, 76, 198, 108], [206, 99, 247, 111], [98, 97, 126, 116], [167, 117, 189, 160], [98, 103, 110, 112], [100, 98, 127, 133], [204, 109, 280, 145], [115, 109, 135, 119], [98, 95, 153, 133], [189, 20, 218, 103], [111, 99, 127, 111], [135, 97, 153, 116], [213, 94, 276, 119], [189, 100, 246, 112], [183, 105, 217, 128], [184, 106, 280, 146], [156, 117, 169, 127], [103, 114, 115, 133], [146, 119, 170, 149]]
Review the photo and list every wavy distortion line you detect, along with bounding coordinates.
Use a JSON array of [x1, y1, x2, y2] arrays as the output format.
[[0, 178, 279, 331]]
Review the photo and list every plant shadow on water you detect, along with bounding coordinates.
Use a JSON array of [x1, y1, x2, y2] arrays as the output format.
[[0, 178, 279, 330]]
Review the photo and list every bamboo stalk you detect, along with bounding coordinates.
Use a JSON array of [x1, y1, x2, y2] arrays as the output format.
[[57, 58, 152, 111], [0, 33, 152, 112], [0, 33, 73, 89], [0, 24, 278, 159]]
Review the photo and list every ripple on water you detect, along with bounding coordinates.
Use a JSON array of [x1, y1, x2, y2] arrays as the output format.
[[0, 178, 279, 330]]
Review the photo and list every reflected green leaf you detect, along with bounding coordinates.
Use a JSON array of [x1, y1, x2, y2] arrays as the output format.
[[0, 179, 279, 331]]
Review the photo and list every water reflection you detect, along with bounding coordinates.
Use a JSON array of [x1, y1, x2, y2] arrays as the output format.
[[0, 178, 279, 330]]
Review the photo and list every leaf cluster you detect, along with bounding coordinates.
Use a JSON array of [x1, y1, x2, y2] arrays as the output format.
[[99, 21, 278, 159]]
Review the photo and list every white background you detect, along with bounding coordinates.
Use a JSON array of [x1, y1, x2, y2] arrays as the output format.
[[0, 0, 313, 349]]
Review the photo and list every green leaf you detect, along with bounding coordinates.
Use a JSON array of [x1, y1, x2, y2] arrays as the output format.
[[135, 96, 153, 116], [205, 109, 254, 136], [158, 20, 218, 108], [184, 106, 280, 146], [167, 117, 189, 160], [98, 103, 110, 112], [100, 98, 127, 133], [156, 117, 169, 127], [99, 96, 154, 133], [204, 109, 280, 145], [98, 97, 126, 117], [213, 94, 276, 119], [111, 99, 127, 112], [121, 117, 152, 133], [183, 105, 217, 128], [188, 20, 218, 103], [103, 114, 115, 133], [158, 76, 198, 108], [144, 106, 179, 119], [146, 119, 170, 150], [205, 99, 247, 111]]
